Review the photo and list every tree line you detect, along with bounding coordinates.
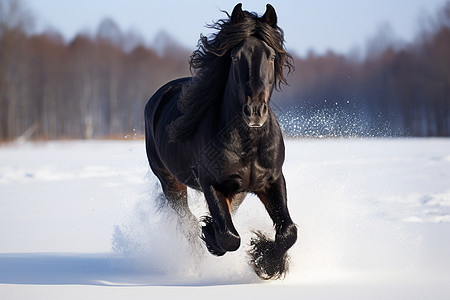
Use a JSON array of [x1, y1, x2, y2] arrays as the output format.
[[1, 0, 449, 141], [279, 15, 449, 137], [0, 0, 190, 141]]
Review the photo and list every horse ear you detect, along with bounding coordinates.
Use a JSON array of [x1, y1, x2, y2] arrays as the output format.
[[231, 3, 245, 23], [262, 4, 277, 27]]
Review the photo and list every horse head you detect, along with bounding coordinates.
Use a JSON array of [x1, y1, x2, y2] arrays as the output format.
[[226, 4, 280, 128]]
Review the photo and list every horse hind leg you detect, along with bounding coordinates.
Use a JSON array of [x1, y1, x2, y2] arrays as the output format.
[[157, 172, 200, 247]]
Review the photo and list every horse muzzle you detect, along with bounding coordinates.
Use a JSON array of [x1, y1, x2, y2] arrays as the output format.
[[242, 102, 268, 127]]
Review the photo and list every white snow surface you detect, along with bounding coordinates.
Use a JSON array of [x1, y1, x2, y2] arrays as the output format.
[[1, 138, 450, 299]]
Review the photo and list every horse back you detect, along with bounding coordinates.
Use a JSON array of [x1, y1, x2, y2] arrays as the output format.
[[144, 77, 191, 139]]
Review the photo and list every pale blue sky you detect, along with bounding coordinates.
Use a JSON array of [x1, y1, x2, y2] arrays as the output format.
[[26, 0, 447, 56]]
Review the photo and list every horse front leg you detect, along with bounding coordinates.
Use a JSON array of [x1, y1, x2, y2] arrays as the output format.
[[251, 174, 298, 280], [200, 183, 241, 256]]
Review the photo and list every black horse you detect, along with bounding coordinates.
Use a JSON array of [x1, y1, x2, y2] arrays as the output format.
[[144, 3, 297, 279]]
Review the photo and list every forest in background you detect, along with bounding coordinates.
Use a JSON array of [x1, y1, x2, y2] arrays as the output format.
[[1, 0, 449, 141]]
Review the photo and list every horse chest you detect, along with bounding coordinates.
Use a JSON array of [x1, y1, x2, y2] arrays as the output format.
[[217, 151, 276, 194], [242, 161, 273, 191]]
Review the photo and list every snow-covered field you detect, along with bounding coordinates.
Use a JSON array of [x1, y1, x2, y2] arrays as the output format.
[[1, 138, 450, 299]]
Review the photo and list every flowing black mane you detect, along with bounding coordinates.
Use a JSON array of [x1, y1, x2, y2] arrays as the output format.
[[169, 5, 293, 141]]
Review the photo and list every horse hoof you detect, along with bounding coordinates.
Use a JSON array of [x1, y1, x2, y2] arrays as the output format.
[[200, 216, 226, 256], [248, 231, 290, 280], [200, 216, 241, 255], [218, 229, 241, 252]]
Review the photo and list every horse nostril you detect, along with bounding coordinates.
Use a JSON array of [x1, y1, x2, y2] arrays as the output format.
[[243, 104, 252, 117], [257, 103, 267, 116], [261, 103, 268, 115]]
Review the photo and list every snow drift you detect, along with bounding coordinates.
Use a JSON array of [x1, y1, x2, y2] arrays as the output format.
[[1, 139, 450, 298]]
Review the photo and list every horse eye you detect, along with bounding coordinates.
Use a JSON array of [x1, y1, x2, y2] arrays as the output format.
[[232, 56, 239, 63], [270, 55, 276, 62]]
